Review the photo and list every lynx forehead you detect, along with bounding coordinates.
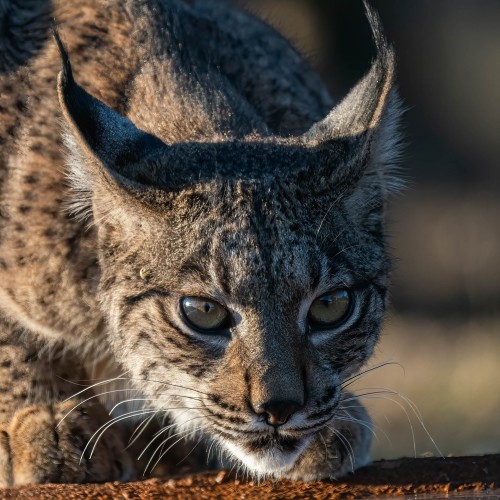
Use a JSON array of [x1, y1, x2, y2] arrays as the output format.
[[0, 0, 401, 485]]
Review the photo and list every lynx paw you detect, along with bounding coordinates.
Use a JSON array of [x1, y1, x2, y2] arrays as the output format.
[[0, 400, 134, 486]]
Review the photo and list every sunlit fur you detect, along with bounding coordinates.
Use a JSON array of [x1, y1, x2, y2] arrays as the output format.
[[0, 0, 402, 485]]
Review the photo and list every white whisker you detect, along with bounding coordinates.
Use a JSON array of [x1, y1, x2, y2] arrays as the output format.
[[327, 425, 355, 472], [345, 384, 443, 458], [138, 413, 202, 461], [145, 425, 203, 475], [80, 408, 159, 464], [177, 434, 205, 466], [57, 387, 142, 429], [342, 361, 404, 389], [346, 393, 416, 457], [127, 413, 157, 449]]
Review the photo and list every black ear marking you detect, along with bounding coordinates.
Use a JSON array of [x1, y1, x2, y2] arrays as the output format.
[[54, 27, 172, 199], [52, 26, 74, 89], [363, 0, 390, 56], [54, 26, 103, 158], [54, 27, 169, 176]]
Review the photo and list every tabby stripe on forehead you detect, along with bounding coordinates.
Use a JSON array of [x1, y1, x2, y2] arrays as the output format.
[[214, 246, 232, 296]]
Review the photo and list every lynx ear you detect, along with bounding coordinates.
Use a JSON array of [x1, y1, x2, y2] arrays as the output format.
[[54, 30, 168, 187], [302, 1, 401, 192], [54, 30, 172, 222]]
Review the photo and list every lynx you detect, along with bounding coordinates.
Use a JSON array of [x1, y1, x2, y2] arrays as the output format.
[[0, 0, 401, 485]]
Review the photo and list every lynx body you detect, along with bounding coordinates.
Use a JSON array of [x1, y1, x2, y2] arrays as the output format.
[[0, 0, 400, 485]]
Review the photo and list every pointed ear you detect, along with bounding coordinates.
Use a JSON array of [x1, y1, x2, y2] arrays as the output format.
[[53, 30, 173, 223], [302, 1, 402, 192], [54, 29, 168, 186]]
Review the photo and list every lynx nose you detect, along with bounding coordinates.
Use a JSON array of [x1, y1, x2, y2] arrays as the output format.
[[258, 399, 303, 427]]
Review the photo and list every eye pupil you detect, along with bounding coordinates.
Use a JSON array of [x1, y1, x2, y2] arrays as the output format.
[[181, 297, 229, 332], [308, 289, 351, 329]]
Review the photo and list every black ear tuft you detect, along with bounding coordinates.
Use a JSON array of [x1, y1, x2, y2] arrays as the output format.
[[52, 26, 74, 89], [363, 0, 390, 55]]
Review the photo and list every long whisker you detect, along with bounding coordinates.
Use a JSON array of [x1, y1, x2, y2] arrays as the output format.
[[127, 413, 157, 449], [63, 375, 210, 403], [56, 372, 131, 387], [327, 425, 354, 472], [339, 406, 393, 444], [137, 423, 174, 459], [341, 361, 404, 389], [138, 413, 202, 460], [124, 377, 210, 397], [177, 434, 205, 466], [62, 376, 133, 402], [59, 387, 205, 429], [57, 387, 143, 428], [342, 389, 398, 402], [335, 409, 379, 439], [80, 408, 160, 463], [149, 427, 204, 475], [108, 397, 212, 415], [90, 409, 161, 460], [399, 394, 444, 458], [143, 422, 203, 474], [346, 394, 417, 457], [382, 391, 443, 457], [345, 385, 443, 458]]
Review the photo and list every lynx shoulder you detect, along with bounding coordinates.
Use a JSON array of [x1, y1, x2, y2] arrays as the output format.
[[0, 0, 401, 485]]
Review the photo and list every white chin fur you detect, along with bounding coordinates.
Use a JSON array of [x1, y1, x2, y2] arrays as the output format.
[[223, 437, 312, 477]]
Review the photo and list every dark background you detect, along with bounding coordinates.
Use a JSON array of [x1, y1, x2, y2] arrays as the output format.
[[231, 0, 500, 459]]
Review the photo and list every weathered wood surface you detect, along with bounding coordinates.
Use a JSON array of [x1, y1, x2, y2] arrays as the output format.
[[1, 454, 498, 499]]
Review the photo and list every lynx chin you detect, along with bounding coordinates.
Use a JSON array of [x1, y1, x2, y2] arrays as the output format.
[[0, 0, 402, 485]]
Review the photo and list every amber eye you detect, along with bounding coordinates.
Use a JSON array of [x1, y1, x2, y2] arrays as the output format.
[[180, 297, 230, 332], [308, 289, 352, 329]]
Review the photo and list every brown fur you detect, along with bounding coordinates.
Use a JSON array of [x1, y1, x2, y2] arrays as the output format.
[[0, 0, 401, 485]]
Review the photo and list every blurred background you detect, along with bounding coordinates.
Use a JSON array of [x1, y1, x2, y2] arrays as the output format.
[[231, 0, 500, 459]]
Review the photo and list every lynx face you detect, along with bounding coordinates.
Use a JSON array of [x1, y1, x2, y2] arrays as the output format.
[[92, 172, 389, 474], [54, 2, 400, 476]]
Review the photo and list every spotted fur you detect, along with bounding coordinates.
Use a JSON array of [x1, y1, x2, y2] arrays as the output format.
[[0, 0, 402, 485]]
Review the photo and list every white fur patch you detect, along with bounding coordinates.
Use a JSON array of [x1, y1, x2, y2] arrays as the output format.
[[62, 130, 96, 222], [223, 436, 311, 477]]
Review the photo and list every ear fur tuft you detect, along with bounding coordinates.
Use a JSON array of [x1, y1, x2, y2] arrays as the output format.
[[363, 0, 390, 59], [52, 26, 73, 89]]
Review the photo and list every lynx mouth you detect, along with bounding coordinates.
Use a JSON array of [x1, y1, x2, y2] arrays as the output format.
[[245, 434, 302, 454]]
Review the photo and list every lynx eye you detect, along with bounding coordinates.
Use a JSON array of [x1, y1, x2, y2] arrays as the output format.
[[308, 289, 351, 329], [180, 297, 229, 332]]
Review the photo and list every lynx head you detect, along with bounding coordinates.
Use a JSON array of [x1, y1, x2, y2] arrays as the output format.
[[55, 3, 401, 477]]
